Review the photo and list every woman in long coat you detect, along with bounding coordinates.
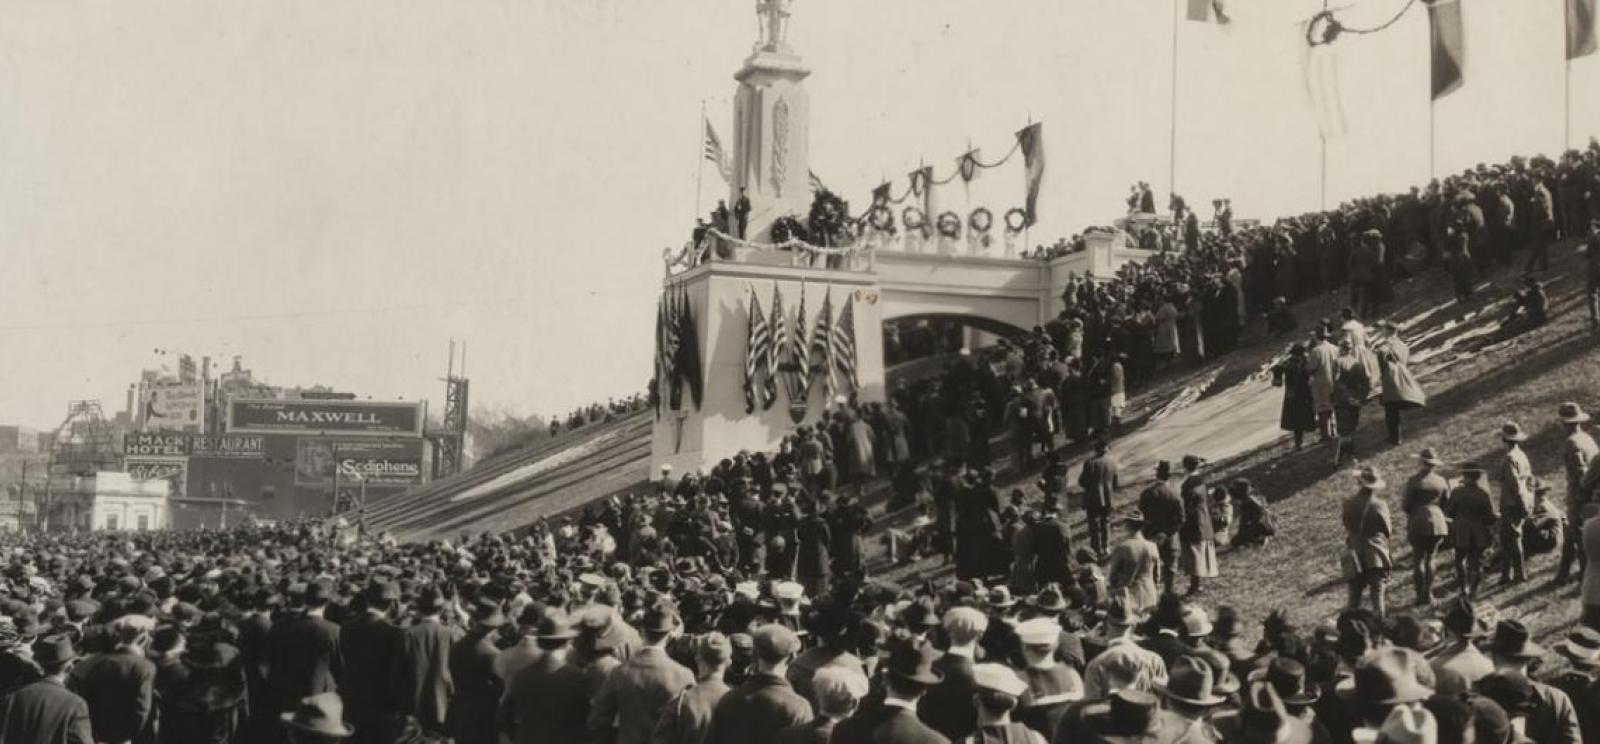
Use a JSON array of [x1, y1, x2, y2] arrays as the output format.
[[1374, 322, 1426, 446], [1179, 455, 1218, 596], [1342, 467, 1394, 616], [1153, 299, 1181, 362], [1273, 343, 1317, 450]]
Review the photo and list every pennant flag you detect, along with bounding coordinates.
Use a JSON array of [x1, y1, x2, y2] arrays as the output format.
[[1301, 19, 1349, 138], [704, 118, 731, 183], [652, 293, 667, 416], [765, 284, 783, 409], [675, 289, 704, 410], [1428, 0, 1465, 100], [809, 170, 827, 193], [1571, 0, 1598, 60], [871, 182, 892, 206], [831, 293, 860, 392], [1186, 0, 1230, 24], [743, 288, 769, 414], [957, 150, 981, 183], [809, 288, 836, 403], [1016, 123, 1045, 227]]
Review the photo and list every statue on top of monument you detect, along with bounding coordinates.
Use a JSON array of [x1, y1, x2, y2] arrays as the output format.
[[756, 0, 793, 52]]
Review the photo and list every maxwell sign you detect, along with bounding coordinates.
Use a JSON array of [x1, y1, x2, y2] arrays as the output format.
[[227, 399, 424, 437]]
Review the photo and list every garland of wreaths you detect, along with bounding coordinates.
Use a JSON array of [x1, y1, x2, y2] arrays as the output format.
[[1004, 208, 1029, 234], [968, 207, 993, 234], [901, 207, 929, 236], [770, 216, 808, 245], [936, 211, 962, 239], [868, 205, 895, 232]]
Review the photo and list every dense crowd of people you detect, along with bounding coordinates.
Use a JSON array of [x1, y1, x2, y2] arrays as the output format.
[[5, 145, 1600, 744], [548, 395, 650, 440]]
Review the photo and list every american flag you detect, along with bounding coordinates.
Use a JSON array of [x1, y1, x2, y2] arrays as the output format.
[[768, 283, 786, 409], [831, 293, 859, 392], [704, 119, 730, 182], [791, 282, 810, 401], [809, 288, 835, 402], [743, 288, 769, 414]]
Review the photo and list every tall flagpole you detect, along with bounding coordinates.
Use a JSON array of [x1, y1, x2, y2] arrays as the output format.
[[1428, 99, 1436, 181], [1320, 133, 1328, 210], [1565, 57, 1572, 151], [694, 99, 706, 220], [1169, 0, 1181, 197]]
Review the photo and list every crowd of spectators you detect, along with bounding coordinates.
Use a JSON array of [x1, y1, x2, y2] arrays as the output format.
[[548, 395, 649, 439]]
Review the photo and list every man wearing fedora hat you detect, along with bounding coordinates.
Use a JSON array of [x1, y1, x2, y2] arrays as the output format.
[[1479, 620, 1583, 744], [1429, 599, 1494, 696], [589, 605, 695, 744], [449, 598, 509, 744], [1106, 515, 1161, 617], [1448, 464, 1498, 599], [1557, 402, 1598, 584], [1138, 461, 1184, 595], [1546, 627, 1600, 742], [1082, 602, 1167, 701], [340, 582, 402, 744], [702, 624, 813, 744], [1401, 449, 1451, 607], [1495, 422, 1536, 585], [829, 635, 948, 744], [1343, 467, 1394, 617], [281, 692, 354, 743], [0, 635, 93, 744], [1153, 655, 1227, 741], [396, 586, 460, 735]]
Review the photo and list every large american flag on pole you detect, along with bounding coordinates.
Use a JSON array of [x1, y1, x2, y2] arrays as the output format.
[[831, 293, 859, 393], [809, 287, 836, 403], [743, 287, 769, 413], [704, 119, 731, 183], [768, 284, 785, 409], [790, 282, 810, 402]]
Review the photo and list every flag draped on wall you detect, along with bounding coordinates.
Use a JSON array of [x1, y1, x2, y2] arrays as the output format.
[[1427, 0, 1465, 99], [1016, 123, 1045, 227], [766, 284, 784, 409], [704, 119, 731, 183], [1572, 0, 1599, 59], [808, 288, 836, 403], [789, 283, 810, 405], [653, 293, 671, 416], [674, 288, 703, 410], [1186, 0, 1230, 24], [743, 288, 769, 414], [831, 293, 859, 393]]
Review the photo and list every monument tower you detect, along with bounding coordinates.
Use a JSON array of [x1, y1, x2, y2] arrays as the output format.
[[730, 0, 811, 242]]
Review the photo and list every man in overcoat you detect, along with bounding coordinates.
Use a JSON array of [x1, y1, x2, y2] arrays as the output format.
[[1138, 461, 1184, 594], [1078, 439, 1120, 558], [1496, 422, 1536, 584], [1343, 466, 1393, 616], [1401, 449, 1451, 607], [1448, 465, 1499, 599], [1557, 402, 1599, 583]]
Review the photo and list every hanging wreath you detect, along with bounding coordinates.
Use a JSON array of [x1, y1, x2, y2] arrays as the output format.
[[868, 205, 895, 232], [901, 207, 928, 234], [936, 211, 962, 239], [968, 207, 993, 234], [1004, 208, 1029, 233], [770, 216, 808, 245]]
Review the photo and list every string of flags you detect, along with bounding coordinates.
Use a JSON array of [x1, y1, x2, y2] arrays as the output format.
[[743, 281, 859, 421]]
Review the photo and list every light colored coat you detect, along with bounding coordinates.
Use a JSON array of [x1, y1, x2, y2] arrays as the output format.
[[1106, 534, 1161, 614], [1305, 340, 1339, 413]]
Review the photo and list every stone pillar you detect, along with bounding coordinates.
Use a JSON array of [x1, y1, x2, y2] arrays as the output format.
[[729, 50, 811, 243]]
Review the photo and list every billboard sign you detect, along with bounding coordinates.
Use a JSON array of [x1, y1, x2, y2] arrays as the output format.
[[126, 456, 187, 495], [294, 438, 424, 487], [189, 434, 265, 459], [125, 433, 190, 457], [228, 399, 424, 437], [139, 382, 205, 433]]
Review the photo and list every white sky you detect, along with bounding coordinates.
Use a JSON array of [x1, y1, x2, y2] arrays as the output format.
[[2, 0, 1596, 430]]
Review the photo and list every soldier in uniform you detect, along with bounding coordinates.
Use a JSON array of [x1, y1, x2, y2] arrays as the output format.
[[1495, 422, 1536, 585], [1557, 402, 1599, 584], [1447, 464, 1498, 599], [1401, 448, 1451, 607]]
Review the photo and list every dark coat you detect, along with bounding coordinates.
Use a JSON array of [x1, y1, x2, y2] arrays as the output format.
[[651, 678, 730, 744], [396, 619, 461, 732], [1078, 456, 1120, 515], [918, 653, 978, 741], [156, 655, 248, 744], [69, 646, 156, 744], [500, 652, 591, 744], [266, 612, 342, 714], [449, 628, 505, 744], [1401, 472, 1451, 540], [1138, 481, 1184, 546], [588, 646, 696, 744], [831, 702, 952, 744], [0, 678, 94, 744], [1342, 492, 1393, 574], [1448, 481, 1498, 551], [1030, 518, 1074, 586], [773, 717, 835, 744], [1179, 475, 1214, 544], [1273, 354, 1316, 433], [701, 672, 812, 744], [341, 612, 402, 735]]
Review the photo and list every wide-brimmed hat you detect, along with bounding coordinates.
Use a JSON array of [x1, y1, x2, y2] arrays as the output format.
[[1355, 466, 1386, 490], [899, 597, 943, 629], [1029, 583, 1070, 613], [1499, 422, 1528, 442], [1559, 402, 1591, 424], [1248, 657, 1320, 707], [884, 636, 944, 686], [535, 613, 577, 641], [1417, 448, 1445, 466], [1102, 600, 1147, 628], [281, 693, 354, 739], [1084, 689, 1162, 738], [639, 605, 680, 634], [1180, 605, 1214, 638], [1215, 681, 1315, 744], [987, 586, 1018, 609], [1156, 656, 1228, 707], [1489, 619, 1544, 661], [1555, 627, 1600, 668], [30, 634, 77, 669]]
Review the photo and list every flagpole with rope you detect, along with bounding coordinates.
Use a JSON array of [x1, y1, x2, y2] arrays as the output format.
[[1565, 55, 1572, 151], [1169, 0, 1181, 199], [694, 99, 706, 221], [1320, 133, 1328, 210]]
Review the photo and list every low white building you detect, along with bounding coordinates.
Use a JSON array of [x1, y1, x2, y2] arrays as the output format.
[[41, 471, 170, 531]]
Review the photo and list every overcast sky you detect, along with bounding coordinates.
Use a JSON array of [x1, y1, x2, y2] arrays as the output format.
[[2, 0, 1595, 430]]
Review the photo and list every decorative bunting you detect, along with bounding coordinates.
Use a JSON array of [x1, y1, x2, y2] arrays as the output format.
[[1016, 122, 1045, 228], [743, 288, 769, 414]]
